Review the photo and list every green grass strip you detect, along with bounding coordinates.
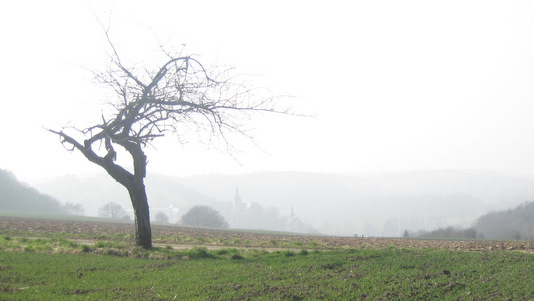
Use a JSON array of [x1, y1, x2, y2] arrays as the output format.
[[1, 247, 534, 300]]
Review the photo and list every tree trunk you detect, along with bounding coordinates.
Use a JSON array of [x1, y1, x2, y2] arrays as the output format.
[[50, 130, 154, 248], [128, 180, 152, 248], [122, 141, 152, 249]]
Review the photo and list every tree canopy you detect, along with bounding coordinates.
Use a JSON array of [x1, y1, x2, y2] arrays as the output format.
[[49, 31, 289, 248], [181, 205, 229, 229]]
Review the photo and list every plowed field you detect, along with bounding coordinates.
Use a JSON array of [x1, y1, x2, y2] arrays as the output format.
[[1, 216, 533, 252]]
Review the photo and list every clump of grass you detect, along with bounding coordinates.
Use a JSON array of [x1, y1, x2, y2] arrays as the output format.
[[195, 237, 209, 244], [94, 240, 128, 250], [180, 236, 195, 244], [0, 235, 14, 249], [215, 249, 228, 255], [102, 248, 126, 257], [283, 250, 296, 257], [183, 247, 213, 259], [95, 241, 107, 248], [81, 245, 92, 253], [220, 239, 232, 246], [212, 248, 245, 260], [307, 241, 317, 247], [52, 238, 79, 248], [245, 249, 269, 258]]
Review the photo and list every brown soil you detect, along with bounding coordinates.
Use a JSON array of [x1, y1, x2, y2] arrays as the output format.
[[2, 216, 534, 252]]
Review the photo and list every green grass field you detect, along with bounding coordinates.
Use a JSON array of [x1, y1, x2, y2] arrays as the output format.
[[1, 234, 534, 300]]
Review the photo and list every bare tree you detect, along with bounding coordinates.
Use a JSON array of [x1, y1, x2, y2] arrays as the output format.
[[48, 34, 288, 248], [99, 202, 129, 220], [64, 202, 85, 216], [154, 211, 169, 224]]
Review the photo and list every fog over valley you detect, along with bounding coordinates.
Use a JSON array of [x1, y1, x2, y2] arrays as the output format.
[[29, 170, 534, 237], [4, 3, 534, 299], [1, 1, 534, 242]]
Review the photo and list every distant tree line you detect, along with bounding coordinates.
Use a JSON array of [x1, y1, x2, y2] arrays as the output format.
[[0, 169, 84, 216], [0, 169, 64, 214], [416, 226, 477, 239], [473, 202, 534, 240], [414, 202, 534, 240]]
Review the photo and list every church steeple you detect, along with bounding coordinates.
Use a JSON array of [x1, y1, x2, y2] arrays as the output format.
[[234, 187, 241, 202], [286, 206, 299, 231], [232, 186, 244, 211]]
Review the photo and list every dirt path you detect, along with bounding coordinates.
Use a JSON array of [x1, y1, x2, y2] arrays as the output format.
[[2, 216, 534, 253]]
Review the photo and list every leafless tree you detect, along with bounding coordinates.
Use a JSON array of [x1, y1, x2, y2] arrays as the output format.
[[154, 211, 169, 224], [64, 202, 85, 216], [49, 34, 289, 248], [99, 202, 129, 220]]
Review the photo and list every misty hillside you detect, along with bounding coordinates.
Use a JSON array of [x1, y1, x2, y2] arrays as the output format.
[[370, 170, 534, 206], [34, 173, 217, 219], [418, 201, 534, 241], [35, 170, 534, 236], [474, 202, 534, 240], [34, 173, 312, 233], [175, 170, 534, 235], [0, 169, 64, 214]]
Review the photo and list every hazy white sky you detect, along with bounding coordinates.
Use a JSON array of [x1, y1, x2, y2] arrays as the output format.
[[2, 0, 534, 183]]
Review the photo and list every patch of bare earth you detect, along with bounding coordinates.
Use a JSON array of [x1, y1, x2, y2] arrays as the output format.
[[1, 216, 534, 252]]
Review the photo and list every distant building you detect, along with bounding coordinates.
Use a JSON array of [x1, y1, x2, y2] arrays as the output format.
[[285, 206, 314, 233], [230, 187, 264, 229], [211, 186, 317, 233], [232, 187, 248, 211]]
